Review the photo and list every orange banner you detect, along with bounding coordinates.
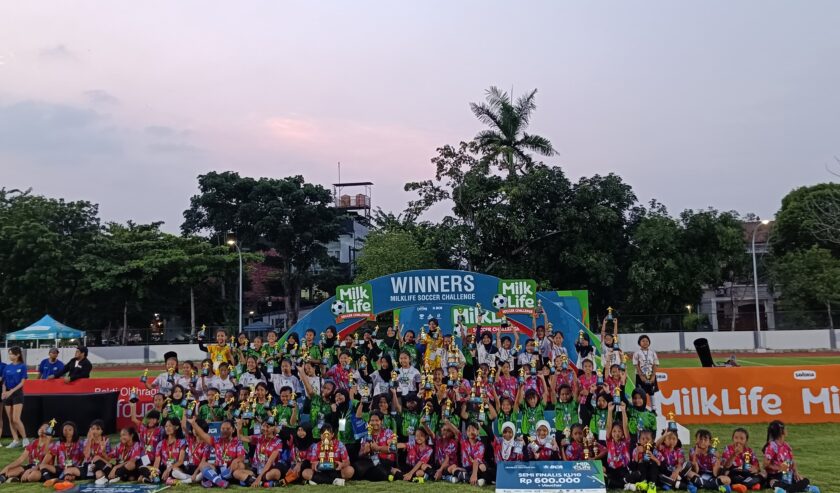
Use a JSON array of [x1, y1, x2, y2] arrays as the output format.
[[656, 365, 840, 424]]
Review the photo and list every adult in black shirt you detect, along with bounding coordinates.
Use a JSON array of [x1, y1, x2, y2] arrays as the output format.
[[53, 346, 93, 382]]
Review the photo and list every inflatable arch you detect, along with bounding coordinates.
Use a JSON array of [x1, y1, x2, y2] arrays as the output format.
[[287, 269, 591, 357]]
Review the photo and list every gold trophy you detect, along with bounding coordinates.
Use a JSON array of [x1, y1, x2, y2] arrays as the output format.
[[319, 431, 335, 469], [578, 330, 585, 342]]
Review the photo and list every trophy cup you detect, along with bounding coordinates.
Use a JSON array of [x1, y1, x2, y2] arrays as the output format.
[[140, 368, 149, 383], [530, 357, 537, 375], [561, 354, 569, 371], [489, 367, 496, 384], [612, 317, 620, 351], [129, 387, 139, 403], [596, 368, 604, 386], [221, 396, 234, 410], [389, 434, 397, 453], [190, 369, 198, 387], [198, 324, 207, 340], [578, 330, 585, 343], [46, 418, 57, 437], [613, 388, 621, 407], [235, 400, 248, 419], [348, 371, 355, 388], [289, 391, 297, 407], [360, 383, 371, 403], [167, 367, 175, 384], [186, 399, 197, 419], [319, 431, 335, 471], [201, 361, 211, 377], [390, 370, 398, 389], [536, 299, 543, 315], [290, 342, 298, 358], [229, 335, 236, 350], [743, 451, 752, 472], [667, 412, 678, 432], [620, 353, 628, 371], [164, 398, 173, 416], [443, 399, 452, 419], [710, 437, 719, 456], [468, 333, 476, 351], [548, 359, 555, 375], [644, 442, 652, 462], [478, 402, 486, 422], [518, 367, 526, 384], [606, 306, 614, 322]]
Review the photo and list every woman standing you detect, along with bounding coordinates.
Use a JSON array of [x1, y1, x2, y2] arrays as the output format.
[[2, 347, 28, 448]]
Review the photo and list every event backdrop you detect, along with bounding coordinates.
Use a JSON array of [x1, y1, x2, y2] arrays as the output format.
[[286, 269, 590, 357]]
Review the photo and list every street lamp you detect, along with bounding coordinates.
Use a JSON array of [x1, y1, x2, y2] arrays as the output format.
[[227, 234, 243, 335], [685, 305, 692, 314], [751, 219, 771, 350]]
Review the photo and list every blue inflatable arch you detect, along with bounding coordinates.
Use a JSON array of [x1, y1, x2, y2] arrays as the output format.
[[287, 269, 588, 357]]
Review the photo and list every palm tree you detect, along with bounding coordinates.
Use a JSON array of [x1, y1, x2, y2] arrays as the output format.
[[470, 86, 555, 176]]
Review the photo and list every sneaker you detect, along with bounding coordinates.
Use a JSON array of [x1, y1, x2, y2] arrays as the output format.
[[687, 484, 698, 493], [720, 486, 732, 493], [626, 484, 638, 491], [308, 481, 318, 486], [731, 485, 747, 493], [7, 477, 20, 483], [477, 479, 486, 486], [751, 485, 761, 491], [774, 488, 786, 493], [412, 477, 425, 484], [94, 477, 108, 486], [109, 477, 121, 484], [332, 478, 345, 486], [388, 475, 395, 482], [213, 478, 228, 488], [54, 481, 75, 491], [5, 441, 20, 449], [647, 486, 657, 493], [806, 487, 820, 493], [44, 478, 59, 487], [636, 482, 649, 491], [201, 479, 214, 488], [172, 470, 191, 481], [21, 438, 30, 447]]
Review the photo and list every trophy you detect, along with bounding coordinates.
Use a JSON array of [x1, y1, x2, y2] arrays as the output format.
[[167, 367, 175, 384], [536, 299, 543, 315], [388, 434, 397, 453], [198, 324, 207, 340], [229, 335, 236, 350], [186, 399, 197, 419], [606, 306, 614, 322], [561, 354, 569, 370], [366, 422, 373, 441], [164, 398, 173, 416], [643, 442, 652, 462], [266, 407, 278, 425], [518, 367, 526, 384], [221, 396, 234, 410], [46, 418, 57, 437], [360, 383, 371, 403], [489, 367, 496, 384], [289, 391, 297, 407], [140, 368, 149, 384], [468, 333, 476, 351], [530, 357, 537, 375], [318, 431, 335, 471], [422, 402, 433, 423], [613, 319, 620, 351], [548, 359, 556, 375], [129, 387, 139, 403], [190, 369, 198, 387], [184, 391, 193, 407], [443, 399, 452, 419], [743, 451, 752, 471], [348, 371, 355, 387], [620, 353, 628, 371], [667, 412, 678, 432], [514, 343, 522, 356], [710, 437, 719, 456], [613, 388, 621, 406], [478, 402, 486, 422], [423, 372, 433, 391], [290, 342, 298, 357], [201, 361, 211, 377], [235, 400, 248, 419], [596, 369, 604, 386], [390, 370, 398, 389], [578, 330, 585, 342], [419, 325, 427, 344]]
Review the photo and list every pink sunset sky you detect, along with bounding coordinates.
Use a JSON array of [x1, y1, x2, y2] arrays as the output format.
[[1, 1, 839, 230]]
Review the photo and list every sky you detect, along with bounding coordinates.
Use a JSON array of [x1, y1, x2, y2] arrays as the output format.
[[1, 1, 839, 231]]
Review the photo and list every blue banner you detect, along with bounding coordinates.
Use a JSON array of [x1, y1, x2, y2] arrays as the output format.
[[79, 485, 168, 493], [496, 461, 606, 493]]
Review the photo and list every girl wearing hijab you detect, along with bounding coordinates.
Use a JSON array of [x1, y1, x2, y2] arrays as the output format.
[[378, 326, 400, 362], [475, 330, 498, 368], [528, 420, 560, 460], [493, 421, 524, 464]]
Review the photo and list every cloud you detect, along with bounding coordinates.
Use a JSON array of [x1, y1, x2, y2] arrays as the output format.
[[39, 44, 77, 61], [145, 125, 177, 138], [0, 100, 121, 157], [83, 90, 119, 106], [144, 125, 198, 153]]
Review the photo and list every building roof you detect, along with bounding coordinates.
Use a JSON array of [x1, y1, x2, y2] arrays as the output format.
[[742, 220, 774, 243]]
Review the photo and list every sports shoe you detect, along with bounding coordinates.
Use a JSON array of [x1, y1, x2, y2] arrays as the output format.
[[751, 484, 761, 491], [21, 438, 30, 447], [806, 486, 820, 493], [332, 478, 345, 486], [5, 441, 20, 448], [388, 475, 395, 482], [54, 481, 75, 491], [201, 479, 214, 488], [774, 488, 786, 493], [636, 482, 649, 491], [412, 477, 425, 484], [477, 479, 486, 486], [7, 477, 20, 483], [647, 485, 657, 493], [109, 477, 121, 484], [94, 477, 108, 486], [625, 484, 638, 491], [44, 478, 59, 487], [213, 478, 229, 488], [687, 484, 698, 493], [731, 485, 747, 493], [720, 486, 732, 493]]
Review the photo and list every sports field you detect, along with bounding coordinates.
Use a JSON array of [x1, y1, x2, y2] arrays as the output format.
[[4, 353, 838, 492]]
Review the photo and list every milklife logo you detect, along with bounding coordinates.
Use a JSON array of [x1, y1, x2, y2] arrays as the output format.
[[493, 279, 537, 315], [331, 283, 374, 322]]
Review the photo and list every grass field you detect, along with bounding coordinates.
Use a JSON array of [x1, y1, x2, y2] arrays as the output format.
[[6, 354, 838, 492]]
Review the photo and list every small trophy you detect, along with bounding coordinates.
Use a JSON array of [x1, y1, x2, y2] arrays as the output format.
[[488, 367, 496, 384], [201, 361, 211, 377], [198, 324, 207, 340], [183, 391, 193, 407], [620, 353, 628, 371], [442, 399, 451, 419], [561, 354, 569, 370], [229, 335, 236, 350], [606, 306, 614, 322], [518, 367, 526, 384], [548, 359, 555, 375], [186, 399, 197, 419], [289, 391, 297, 407], [530, 357, 537, 375], [167, 367, 175, 384], [390, 370, 398, 389], [667, 412, 678, 432], [423, 402, 433, 423], [388, 434, 397, 453], [46, 418, 57, 437], [578, 330, 585, 342], [478, 402, 486, 422], [536, 299, 543, 315], [596, 369, 604, 386], [468, 333, 476, 351], [613, 320, 620, 351], [266, 407, 278, 425], [129, 387, 139, 403], [140, 368, 149, 383], [613, 388, 621, 406], [743, 451, 752, 471], [643, 442, 652, 462], [710, 437, 719, 455], [190, 369, 198, 387]]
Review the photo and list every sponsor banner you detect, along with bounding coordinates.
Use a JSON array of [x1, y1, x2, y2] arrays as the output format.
[[451, 305, 511, 333], [494, 279, 538, 316], [496, 461, 606, 493], [657, 365, 840, 424], [25, 377, 154, 429], [331, 283, 375, 322]]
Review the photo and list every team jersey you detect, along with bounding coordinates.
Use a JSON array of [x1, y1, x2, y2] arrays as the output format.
[[206, 344, 234, 372], [721, 445, 759, 470], [520, 403, 545, 436], [494, 375, 518, 401], [138, 424, 162, 459], [111, 441, 144, 464], [51, 441, 84, 468], [83, 437, 112, 463], [607, 438, 631, 468], [26, 439, 52, 466], [658, 446, 685, 471], [434, 436, 458, 467], [324, 365, 351, 391], [307, 439, 349, 466], [529, 438, 557, 461], [493, 437, 524, 462], [763, 441, 796, 475], [689, 446, 717, 474], [565, 441, 585, 461], [632, 445, 664, 463], [247, 435, 283, 472], [155, 438, 187, 467], [406, 441, 433, 465], [185, 436, 210, 467], [627, 408, 657, 436], [365, 428, 397, 462], [460, 437, 485, 467], [553, 400, 579, 432], [211, 437, 246, 468]]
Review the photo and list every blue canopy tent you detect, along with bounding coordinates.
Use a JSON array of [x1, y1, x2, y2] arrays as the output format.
[[5, 315, 86, 347]]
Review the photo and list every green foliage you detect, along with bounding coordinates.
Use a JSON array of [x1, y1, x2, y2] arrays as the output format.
[[626, 204, 747, 317], [354, 229, 436, 282], [772, 183, 840, 257], [771, 247, 840, 327], [182, 172, 342, 323]]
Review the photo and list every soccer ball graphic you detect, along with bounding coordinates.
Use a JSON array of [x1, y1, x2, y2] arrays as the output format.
[[330, 300, 346, 316], [492, 294, 508, 310]]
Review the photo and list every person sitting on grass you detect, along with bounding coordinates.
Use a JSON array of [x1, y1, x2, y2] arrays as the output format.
[[762, 420, 820, 493], [0, 422, 53, 483], [721, 428, 762, 492], [41, 421, 83, 489], [92, 427, 143, 485]]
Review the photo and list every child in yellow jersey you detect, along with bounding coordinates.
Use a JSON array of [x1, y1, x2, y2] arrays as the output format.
[[198, 328, 234, 374]]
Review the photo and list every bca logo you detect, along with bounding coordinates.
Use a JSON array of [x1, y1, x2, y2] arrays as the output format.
[[656, 372, 668, 382], [793, 370, 816, 381]]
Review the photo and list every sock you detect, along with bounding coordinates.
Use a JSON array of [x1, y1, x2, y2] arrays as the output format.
[[202, 467, 220, 483]]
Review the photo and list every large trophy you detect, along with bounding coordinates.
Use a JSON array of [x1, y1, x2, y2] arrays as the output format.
[[318, 431, 335, 471]]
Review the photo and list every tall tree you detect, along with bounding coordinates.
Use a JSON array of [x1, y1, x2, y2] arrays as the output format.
[[354, 229, 437, 282], [470, 86, 555, 176], [772, 183, 840, 257], [183, 172, 341, 324], [771, 247, 840, 330]]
